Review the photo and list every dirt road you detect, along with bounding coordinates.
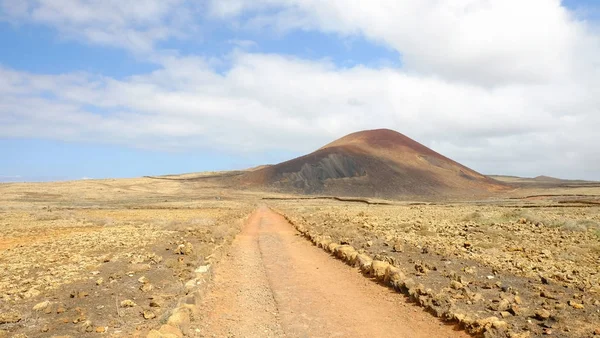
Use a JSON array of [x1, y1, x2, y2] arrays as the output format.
[[197, 206, 468, 337]]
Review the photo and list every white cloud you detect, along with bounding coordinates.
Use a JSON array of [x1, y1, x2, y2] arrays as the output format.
[[208, 0, 600, 86], [0, 0, 199, 51]]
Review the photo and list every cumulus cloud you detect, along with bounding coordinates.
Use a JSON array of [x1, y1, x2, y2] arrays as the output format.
[[0, 0, 199, 51], [0, 0, 600, 179], [209, 0, 600, 85]]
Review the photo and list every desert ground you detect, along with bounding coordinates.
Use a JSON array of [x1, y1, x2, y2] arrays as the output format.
[[0, 173, 599, 337]]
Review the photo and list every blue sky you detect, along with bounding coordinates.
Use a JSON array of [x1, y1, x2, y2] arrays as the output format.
[[1, 0, 599, 181]]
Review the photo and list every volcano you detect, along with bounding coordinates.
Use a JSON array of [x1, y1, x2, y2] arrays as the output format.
[[241, 129, 506, 198]]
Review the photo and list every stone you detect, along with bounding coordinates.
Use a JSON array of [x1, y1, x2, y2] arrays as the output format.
[[0, 310, 22, 324], [96, 278, 103, 286], [176, 242, 193, 255], [370, 260, 390, 279], [514, 295, 522, 305], [143, 310, 156, 320], [23, 288, 41, 299], [140, 283, 154, 293], [167, 310, 190, 335], [120, 299, 136, 308], [158, 324, 184, 338], [392, 241, 404, 252], [195, 265, 210, 274], [414, 262, 429, 274], [540, 290, 557, 300], [535, 309, 551, 320], [96, 327, 106, 333], [497, 299, 511, 312], [33, 300, 50, 311], [450, 281, 463, 290]]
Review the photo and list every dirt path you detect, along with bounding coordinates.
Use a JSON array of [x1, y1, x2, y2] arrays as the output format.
[[197, 206, 468, 337]]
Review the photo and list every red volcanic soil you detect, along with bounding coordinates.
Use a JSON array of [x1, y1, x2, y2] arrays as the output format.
[[240, 129, 507, 198]]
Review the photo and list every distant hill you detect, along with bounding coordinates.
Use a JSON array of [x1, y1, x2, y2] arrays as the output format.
[[240, 129, 507, 198], [489, 175, 598, 187]]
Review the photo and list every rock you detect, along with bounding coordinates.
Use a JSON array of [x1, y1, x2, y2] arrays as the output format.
[[157, 324, 184, 338], [370, 260, 390, 279], [195, 265, 210, 274], [96, 278, 103, 286], [120, 299, 136, 308], [514, 295, 522, 305], [355, 254, 372, 272], [414, 262, 429, 274], [23, 288, 41, 299], [509, 304, 522, 316], [384, 265, 405, 287], [56, 306, 66, 314], [497, 299, 511, 312], [33, 300, 50, 311], [44, 305, 53, 314], [140, 283, 154, 293], [334, 245, 356, 262], [0, 310, 22, 324], [96, 327, 106, 333], [41, 325, 49, 332], [463, 266, 476, 274], [72, 291, 88, 298], [508, 331, 531, 338], [149, 301, 161, 308], [500, 311, 512, 318], [167, 310, 190, 335], [594, 328, 600, 335], [493, 320, 508, 329], [143, 310, 156, 320], [540, 290, 557, 300], [392, 241, 404, 252], [176, 242, 193, 255], [327, 242, 339, 253], [468, 316, 500, 334], [130, 263, 151, 273], [535, 309, 551, 320], [366, 240, 373, 247], [450, 281, 463, 290], [79, 320, 94, 333], [568, 300, 584, 309]]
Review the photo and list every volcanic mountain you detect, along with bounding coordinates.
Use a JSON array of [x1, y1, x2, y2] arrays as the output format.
[[241, 129, 506, 198]]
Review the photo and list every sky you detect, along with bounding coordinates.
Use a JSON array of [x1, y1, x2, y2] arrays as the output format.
[[1, 0, 599, 182]]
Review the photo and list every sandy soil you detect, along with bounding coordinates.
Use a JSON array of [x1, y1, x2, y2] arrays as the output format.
[[196, 206, 467, 338]]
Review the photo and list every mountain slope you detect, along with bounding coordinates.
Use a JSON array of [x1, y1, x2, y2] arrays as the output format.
[[241, 129, 506, 198]]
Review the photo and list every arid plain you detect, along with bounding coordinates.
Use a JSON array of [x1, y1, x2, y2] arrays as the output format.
[[0, 172, 599, 338]]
